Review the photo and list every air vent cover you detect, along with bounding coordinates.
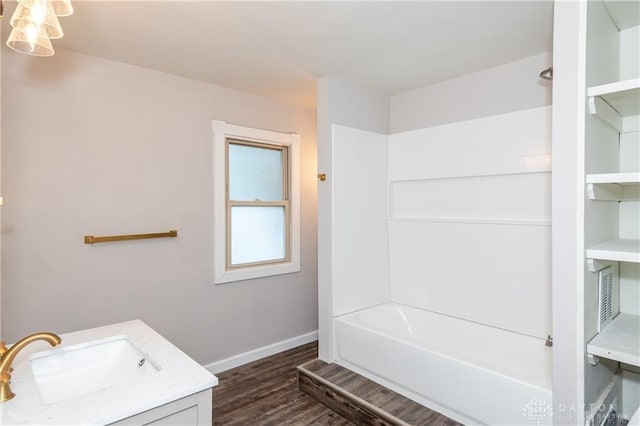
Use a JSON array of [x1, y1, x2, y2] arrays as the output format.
[[597, 265, 618, 332]]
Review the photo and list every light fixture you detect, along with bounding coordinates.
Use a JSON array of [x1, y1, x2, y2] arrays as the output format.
[[17, 0, 73, 17], [11, 2, 64, 39], [0, 0, 73, 57], [7, 23, 55, 56]]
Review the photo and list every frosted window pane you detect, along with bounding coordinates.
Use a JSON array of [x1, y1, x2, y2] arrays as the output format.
[[229, 143, 283, 201], [231, 206, 286, 265]]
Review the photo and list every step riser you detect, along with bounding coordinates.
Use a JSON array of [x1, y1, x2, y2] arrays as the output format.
[[298, 369, 403, 426]]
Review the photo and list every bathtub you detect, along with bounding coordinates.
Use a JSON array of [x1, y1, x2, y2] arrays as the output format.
[[333, 303, 552, 425]]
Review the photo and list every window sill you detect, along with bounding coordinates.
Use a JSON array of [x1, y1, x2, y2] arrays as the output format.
[[214, 261, 300, 284]]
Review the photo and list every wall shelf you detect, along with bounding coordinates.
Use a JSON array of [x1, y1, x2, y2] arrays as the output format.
[[586, 172, 640, 184], [586, 239, 640, 263], [587, 78, 640, 132], [587, 313, 640, 367], [586, 172, 640, 200]]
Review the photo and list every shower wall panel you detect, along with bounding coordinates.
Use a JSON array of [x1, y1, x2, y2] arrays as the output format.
[[387, 106, 552, 339], [331, 125, 390, 316]]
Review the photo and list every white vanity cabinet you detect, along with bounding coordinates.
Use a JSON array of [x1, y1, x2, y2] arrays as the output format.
[[0, 320, 218, 425], [109, 389, 212, 426]]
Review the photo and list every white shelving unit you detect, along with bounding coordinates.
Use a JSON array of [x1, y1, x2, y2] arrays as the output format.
[[584, 71, 640, 370], [587, 313, 640, 367], [580, 1, 640, 422], [585, 81, 640, 262]]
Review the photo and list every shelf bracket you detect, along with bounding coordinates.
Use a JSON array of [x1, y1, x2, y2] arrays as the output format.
[[587, 183, 623, 201], [587, 258, 615, 273], [588, 96, 622, 132], [587, 353, 600, 366]]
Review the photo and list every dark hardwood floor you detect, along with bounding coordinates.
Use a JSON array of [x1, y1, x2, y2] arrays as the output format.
[[213, 341, 461, 426], [212, 341, 353, 425]]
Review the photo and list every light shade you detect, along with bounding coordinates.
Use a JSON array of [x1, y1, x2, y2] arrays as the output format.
[[6, 26, 54, 57], [17, 0, 73, 17], [11, 3, 63, 39]]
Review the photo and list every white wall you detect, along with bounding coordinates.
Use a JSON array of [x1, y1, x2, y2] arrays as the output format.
[[617, 24, 640, 320], [316, 75, 389, 360], [620, 26, 640, 80], [390, 52, 552, 133], [331, 125, 389, 317], [1, 47, 318, 366], [318, 76, 390, 136], [620, 131, 640, 317]]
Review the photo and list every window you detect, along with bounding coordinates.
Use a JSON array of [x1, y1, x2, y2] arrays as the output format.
[[212, 121, 300, 284], [227, 140, 289, 267]]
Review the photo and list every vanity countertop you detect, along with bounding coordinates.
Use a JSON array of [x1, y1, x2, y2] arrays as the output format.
[[0, 320, 218, 425]]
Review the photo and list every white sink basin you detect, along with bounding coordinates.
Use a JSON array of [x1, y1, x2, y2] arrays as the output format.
[[30, 335, 160, 405]]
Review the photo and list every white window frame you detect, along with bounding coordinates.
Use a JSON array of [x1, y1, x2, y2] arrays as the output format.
[[212, 120, 300, 284]]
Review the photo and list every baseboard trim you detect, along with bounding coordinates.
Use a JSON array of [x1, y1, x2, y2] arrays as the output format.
[[204, 330, 318, 374]]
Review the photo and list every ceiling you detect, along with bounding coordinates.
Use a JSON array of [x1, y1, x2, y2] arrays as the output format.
[[3, 1, 554, 109]]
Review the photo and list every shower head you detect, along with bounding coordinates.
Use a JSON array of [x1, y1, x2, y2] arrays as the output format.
[[539, 67, 553, 81]]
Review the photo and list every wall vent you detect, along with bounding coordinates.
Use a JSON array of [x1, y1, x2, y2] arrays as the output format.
[[597, 265, 618, 332]]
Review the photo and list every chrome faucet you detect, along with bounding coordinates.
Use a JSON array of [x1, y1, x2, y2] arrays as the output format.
[[0, 332, 61, 402]]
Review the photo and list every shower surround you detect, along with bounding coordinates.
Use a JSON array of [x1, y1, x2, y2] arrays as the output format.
[[324, 106, 552, 425]]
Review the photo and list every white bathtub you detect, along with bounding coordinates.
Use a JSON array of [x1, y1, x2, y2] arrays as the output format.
[[333, 303, 552, 425]]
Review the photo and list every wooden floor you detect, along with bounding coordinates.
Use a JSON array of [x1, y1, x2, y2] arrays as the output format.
[[212, 341, 353, 425], [213, 341, 461, 426]]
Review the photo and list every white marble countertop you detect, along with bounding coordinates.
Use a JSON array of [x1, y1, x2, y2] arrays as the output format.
[[0, 320, 218, 425]]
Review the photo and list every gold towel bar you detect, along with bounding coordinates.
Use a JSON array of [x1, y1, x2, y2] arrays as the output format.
[[84, 230, 177, 244]]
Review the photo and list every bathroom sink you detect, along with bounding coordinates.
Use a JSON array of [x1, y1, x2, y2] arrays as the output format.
[[30, 335, 160, 405]]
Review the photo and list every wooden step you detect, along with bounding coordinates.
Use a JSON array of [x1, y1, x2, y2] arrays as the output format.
[[297, 359, 461, 426]]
